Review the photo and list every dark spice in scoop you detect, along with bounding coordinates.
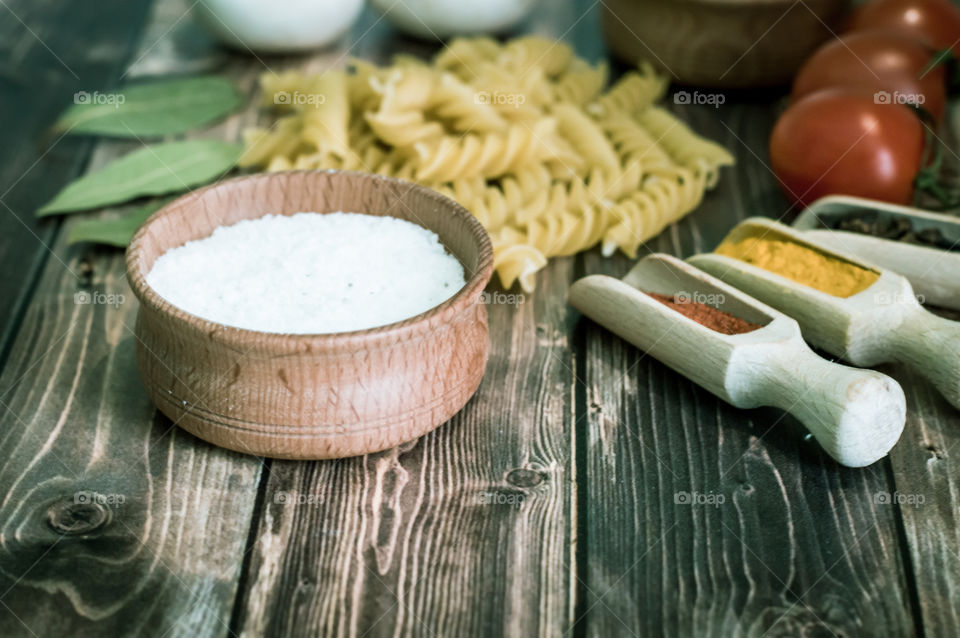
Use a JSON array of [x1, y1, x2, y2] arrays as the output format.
[[645, 292, 763, 336], [824, 210, 958, 251]]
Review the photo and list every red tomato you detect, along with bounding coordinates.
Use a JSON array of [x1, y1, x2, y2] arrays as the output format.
[[848, 0, 960, 54], [792, 31, 946, 121], [770, 89, 925, 207]]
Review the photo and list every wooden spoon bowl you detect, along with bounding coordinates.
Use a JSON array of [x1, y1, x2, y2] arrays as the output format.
[[126, 170, 494, 460]]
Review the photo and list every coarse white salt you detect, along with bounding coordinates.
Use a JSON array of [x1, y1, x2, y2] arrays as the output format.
[[146, 212, 467, 334]]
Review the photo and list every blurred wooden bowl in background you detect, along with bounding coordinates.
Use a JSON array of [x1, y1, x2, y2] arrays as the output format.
[[604, 0, 853, 87]]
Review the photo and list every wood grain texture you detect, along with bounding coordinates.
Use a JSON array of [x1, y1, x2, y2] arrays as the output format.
[[0, 2, 264, 636], [127, 171, 494, 459], [883, 107, 960, 632], [0, 0, 153, 364], [230, 5, 581, 636], [574, 96, 918, 635], [577, 272, 915, 637], [3, 0, 960, 636], [887, 370, 960, 637], [0, 187, 262, 637], [231, 255, 577, 637]]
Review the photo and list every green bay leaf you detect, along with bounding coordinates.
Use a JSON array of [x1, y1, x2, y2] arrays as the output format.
[[56, 76, 242, 137], [38, 140, 242, 216], [67, 200, 167, 247]]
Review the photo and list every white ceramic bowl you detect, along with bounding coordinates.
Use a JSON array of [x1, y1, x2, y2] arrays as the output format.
[[371, 0, 537, 39], [194, 0, 364, 53]]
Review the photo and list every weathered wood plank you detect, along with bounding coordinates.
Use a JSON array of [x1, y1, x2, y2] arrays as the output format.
[[231, 262, 576, 638], [5, 1, 955, 636], [576, 95, 918, 636], [875, 101, 960, 638], [0, 0, 154, 362], [228, 8, 581, 635], [887, 369, 960, 636], [0, 3, 265, 637], [0, 190, 263, 637]]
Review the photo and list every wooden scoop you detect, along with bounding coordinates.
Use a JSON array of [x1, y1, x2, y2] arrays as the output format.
[[689, 217, 960, 411], [792, 195, 960, 311], [568, 253, 906, 467]]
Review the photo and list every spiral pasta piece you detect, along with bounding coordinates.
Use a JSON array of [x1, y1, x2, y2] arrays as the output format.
[[554, 61, 608, 105], [599, 112, 677, 176], [634, 107, 735, 185], [603, 168, 709, 257], [241, 36, 734, 291], [300, 71, 350, 159], [365, 109, 444, 148], [429, 73, 509, 133], [554, 103, 619, 172], [492, 242, 549, 292], [501, 36, 574, 78], [434, 37, 502, 79], [413, 119, 574, 182], [587, 63, 668, 117], [238, 117, 304, 168]]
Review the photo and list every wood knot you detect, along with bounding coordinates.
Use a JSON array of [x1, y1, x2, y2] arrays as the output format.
[[924, 444, 945, 460], [47, 497, 111, 535], [77, 256, 95, 286], [506, 468, 544, 488]]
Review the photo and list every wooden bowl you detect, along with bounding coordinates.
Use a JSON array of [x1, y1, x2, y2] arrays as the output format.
[[126, 170, 494, 460], [603, 0, 852, 87]]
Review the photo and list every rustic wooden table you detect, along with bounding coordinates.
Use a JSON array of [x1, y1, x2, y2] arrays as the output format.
[[1, 1, 958, 636]]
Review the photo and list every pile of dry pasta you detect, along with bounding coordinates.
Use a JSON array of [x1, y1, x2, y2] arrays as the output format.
[[239, 36, 734, 291]]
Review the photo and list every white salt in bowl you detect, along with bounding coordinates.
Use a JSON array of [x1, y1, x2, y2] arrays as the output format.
[[126, 170, 494, 460]]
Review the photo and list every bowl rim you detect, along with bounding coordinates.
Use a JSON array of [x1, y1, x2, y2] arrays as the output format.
[[125, 169, 495, 353]]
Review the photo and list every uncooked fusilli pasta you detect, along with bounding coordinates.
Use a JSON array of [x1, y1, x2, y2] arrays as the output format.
[[240, 35, 734, 292]]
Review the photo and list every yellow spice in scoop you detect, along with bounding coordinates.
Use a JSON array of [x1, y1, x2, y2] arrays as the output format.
[[715, 234, 878, 297]]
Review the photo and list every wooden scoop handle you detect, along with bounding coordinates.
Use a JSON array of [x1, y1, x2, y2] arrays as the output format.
[[889, 307, 960, 410], [736, 340, 906, 467], [569, 274, 906, 467]]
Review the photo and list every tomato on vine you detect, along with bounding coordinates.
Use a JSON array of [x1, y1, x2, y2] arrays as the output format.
[[770, 89, 925, 207], [848, 0, 960, 55], [792, 30, 947, 121]]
